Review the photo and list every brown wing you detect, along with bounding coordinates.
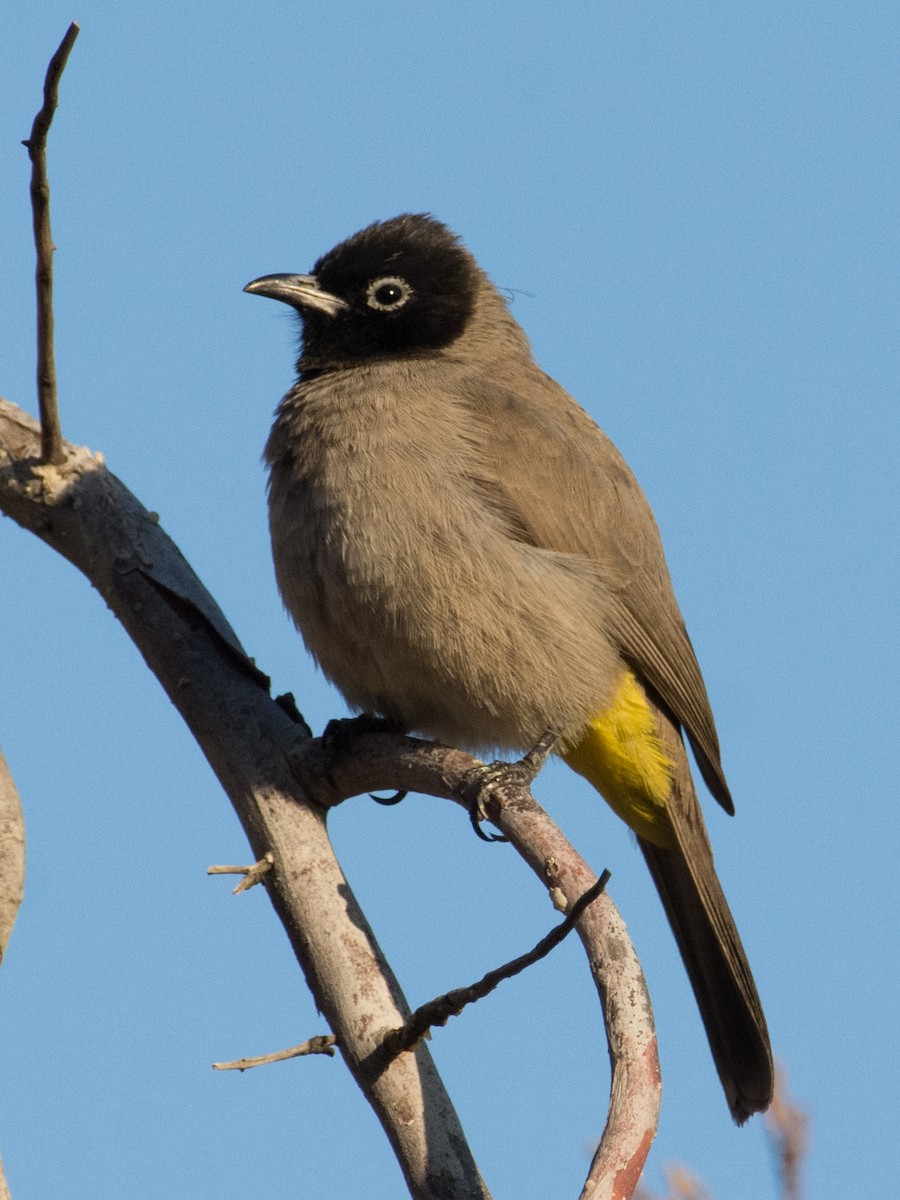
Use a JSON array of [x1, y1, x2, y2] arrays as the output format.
[[459, 368, 733, 813]]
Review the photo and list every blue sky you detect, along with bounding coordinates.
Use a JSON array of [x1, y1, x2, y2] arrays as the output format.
[[2, 4, 897, 1198]]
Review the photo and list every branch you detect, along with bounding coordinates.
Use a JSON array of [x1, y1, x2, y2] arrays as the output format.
[[1, 398, 661, 1197], [21, 22, 80, 466], [0, 751, 25, 1200], [214, 876, 607, 1071], [5, 29, 660, 1200], [0, 751, 26, 966], [295, 729, 662, 1200], [0, 400, 488, 1200]]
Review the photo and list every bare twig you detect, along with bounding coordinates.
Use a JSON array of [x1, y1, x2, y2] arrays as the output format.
[[21, 22, 80, 465], [208, 852, 274, 893], [386, 873, 610, 1055], [213, 1035, 337, 1071]]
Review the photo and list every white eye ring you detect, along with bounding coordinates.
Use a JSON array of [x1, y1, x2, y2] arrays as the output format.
[[366, 276, 413, 311]]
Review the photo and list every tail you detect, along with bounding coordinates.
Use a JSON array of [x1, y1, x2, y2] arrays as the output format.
[[638, 726, 773, 1122]]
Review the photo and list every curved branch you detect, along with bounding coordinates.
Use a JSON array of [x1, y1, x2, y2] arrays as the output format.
[[477, 772, 661, 1200], [1, 398, 660, 1198], [296, 729, 661, 1199], [0, 400, 487, 1200]]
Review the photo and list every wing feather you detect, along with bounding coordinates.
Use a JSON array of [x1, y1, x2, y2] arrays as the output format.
[[458, 369, 733, 812]]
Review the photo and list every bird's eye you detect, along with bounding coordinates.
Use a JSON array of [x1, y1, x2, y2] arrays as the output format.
[[366, 276, 413, 312]]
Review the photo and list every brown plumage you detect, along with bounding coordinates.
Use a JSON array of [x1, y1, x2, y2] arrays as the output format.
[[247, 213, 774, 1121]]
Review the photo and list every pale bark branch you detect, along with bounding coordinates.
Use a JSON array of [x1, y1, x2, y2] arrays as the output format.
[[1, 397, 661, 1196], [0, 751, 26, 966], [0, 400, 488, 1200], [0, 752, 25, 1199]]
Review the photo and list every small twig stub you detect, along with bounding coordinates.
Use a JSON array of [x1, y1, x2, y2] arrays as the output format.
[[213, 1035, 337, 1072], [207, 852, 274, 893]]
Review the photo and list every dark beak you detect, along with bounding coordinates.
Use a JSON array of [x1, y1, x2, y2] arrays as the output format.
[[243, 273, 347, 317]]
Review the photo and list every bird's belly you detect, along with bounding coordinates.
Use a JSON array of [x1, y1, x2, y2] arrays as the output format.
[[270, 486, 623, 752]]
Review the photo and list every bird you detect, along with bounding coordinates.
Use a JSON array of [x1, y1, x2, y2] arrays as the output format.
[[245, 213, 774, 1122]]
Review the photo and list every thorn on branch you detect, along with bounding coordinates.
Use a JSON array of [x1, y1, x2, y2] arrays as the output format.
[[208, 852, 274, 893], [383, 872, 610, 1057], [212, 1034, 337, 1071], [22, 21, 80, 467]]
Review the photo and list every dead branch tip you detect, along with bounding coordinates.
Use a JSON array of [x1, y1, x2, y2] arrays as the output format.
[[213, 1035, 337, 1072], [23, 22, 81, 466]]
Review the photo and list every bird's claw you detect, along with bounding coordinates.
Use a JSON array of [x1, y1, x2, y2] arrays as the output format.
[[461, 732, 559, 842], [370, 789, 408, 806]]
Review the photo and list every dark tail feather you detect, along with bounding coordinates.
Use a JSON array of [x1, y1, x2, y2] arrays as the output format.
[[639, 801, 774, 1122]]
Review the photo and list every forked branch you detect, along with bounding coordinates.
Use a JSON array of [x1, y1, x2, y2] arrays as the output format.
[[2, 26, 661, 1196], [1, 398, 661, 1196]]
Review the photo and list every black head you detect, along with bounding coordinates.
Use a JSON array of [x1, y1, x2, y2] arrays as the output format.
[[245, 214, 481, 370]]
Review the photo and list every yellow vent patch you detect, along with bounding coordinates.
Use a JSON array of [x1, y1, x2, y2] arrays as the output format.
[[562, 671, 674, 847]]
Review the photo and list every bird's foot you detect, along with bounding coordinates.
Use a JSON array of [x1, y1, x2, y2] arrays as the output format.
[[321, 714, 409, 806], [461, 730, 560, 842]]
